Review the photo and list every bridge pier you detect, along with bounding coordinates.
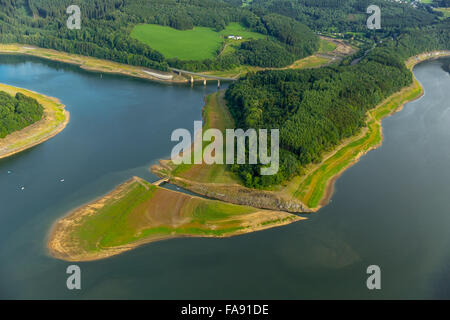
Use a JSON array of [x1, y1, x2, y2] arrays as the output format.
[[169, 68, 237, 86]]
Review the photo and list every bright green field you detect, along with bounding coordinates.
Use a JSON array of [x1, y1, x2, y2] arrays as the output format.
[[435, 8, 450, 18], [218, 23, 266, 40], [130, 23, 265, 61], [318, 38, 337, 54]]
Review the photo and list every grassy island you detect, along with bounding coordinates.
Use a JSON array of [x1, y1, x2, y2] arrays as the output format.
[[48, 177, 302, 261], [0, 83, 69, 159]]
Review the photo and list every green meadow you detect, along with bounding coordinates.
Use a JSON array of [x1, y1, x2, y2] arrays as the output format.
[[130, 23, 265, 61], [318, 38, 337, 54], [435, 8, 450, 18], [48, 176, 301, 261], [71, 180, 256, 250]]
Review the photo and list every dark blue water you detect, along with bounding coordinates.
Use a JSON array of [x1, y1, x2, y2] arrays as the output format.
[[0, 55, 449, 299]]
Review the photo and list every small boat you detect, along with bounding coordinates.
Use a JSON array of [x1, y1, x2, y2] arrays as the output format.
[[7, 170, 11, 174], [20, 186, 25, 191], [60, 179, 65, 182]]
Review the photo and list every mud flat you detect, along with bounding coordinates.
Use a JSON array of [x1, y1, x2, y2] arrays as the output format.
[[0, 83, 69, 159]]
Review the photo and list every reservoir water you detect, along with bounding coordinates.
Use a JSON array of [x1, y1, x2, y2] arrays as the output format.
[[0, 55, 449, 299]]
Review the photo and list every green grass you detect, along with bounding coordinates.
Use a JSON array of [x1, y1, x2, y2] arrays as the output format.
[[219, 23, 266, 40], [193, 201, 254, 223], [73, 182, 158, 249], [289, 55, 330, 69], [130, 23, 265, 61], [169, 92, 239, 184], [68, 178, 261, 254], [435, 8, 450, 18], [318, 39, 337, 54]]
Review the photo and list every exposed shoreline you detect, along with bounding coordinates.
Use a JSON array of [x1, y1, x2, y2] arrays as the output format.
[[0, 44, 187, 84], [47, 177, 303, 261], [0, 83, 69, 159], [311, 50, 450, 210], [0, 40, 354, 85]]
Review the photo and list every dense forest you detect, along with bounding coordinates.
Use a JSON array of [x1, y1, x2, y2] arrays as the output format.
[[228, 0, 442, 35], [0, 0, 318, 71], [225, 20, 450, 188], [0, 91, 44, 138]]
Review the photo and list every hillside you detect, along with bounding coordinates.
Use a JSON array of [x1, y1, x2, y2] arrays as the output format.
[[0, 0, 319, 71]]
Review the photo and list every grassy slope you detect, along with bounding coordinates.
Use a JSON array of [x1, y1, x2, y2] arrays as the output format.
[[318, 38, 337, 54], [130, 23, 265, 61], [288, 55, 330, 69], [0, 83, 69, 159], [171, 91, 239, 184], [48, 177, 301, 261]]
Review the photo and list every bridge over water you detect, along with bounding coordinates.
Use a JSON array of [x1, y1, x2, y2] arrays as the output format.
[[170, 68, 238, 87]]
